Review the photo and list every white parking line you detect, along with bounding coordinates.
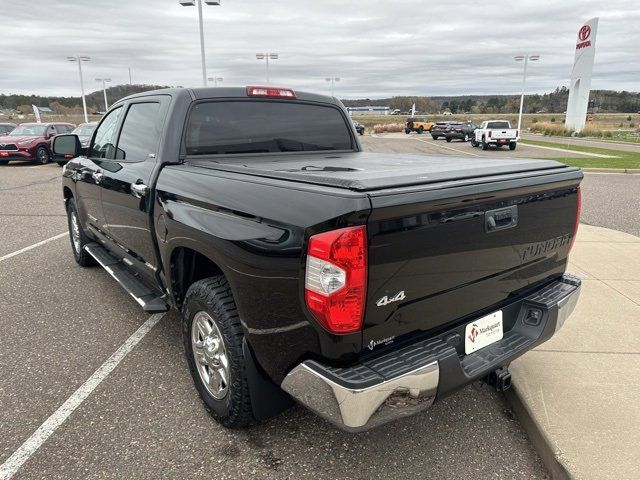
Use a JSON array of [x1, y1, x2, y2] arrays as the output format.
[[0, 312, 166, 480], [0, 233, 67, 263], [411, 137, 482, 157]]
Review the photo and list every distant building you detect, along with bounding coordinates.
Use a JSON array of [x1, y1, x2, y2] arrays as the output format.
[[346, 106, 390, 116]]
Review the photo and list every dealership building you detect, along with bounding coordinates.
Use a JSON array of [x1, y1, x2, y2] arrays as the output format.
[[346, 106, 390, 115]]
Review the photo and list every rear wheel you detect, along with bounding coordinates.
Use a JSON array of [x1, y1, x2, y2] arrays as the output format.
[[509, 142, 517, 151], [57, 161, 65, 167], [183, 276, 254, 429], [446, 137, 452, 143], [66, 198, 96, 267], [481, 137, 489, 150], [431, 135, 437, 140], [0, 160, 9, 166], [405, 129, 411, 134], [36, 146, 49, 164], [417, 126, 424, 134]]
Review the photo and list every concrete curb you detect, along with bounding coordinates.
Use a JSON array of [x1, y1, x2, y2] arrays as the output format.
[[581, 167, 639, 174], [505, 385, 574, 480]]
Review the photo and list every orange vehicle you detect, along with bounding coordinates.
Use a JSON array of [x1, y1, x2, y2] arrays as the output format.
[[404, 116, 434, 134]]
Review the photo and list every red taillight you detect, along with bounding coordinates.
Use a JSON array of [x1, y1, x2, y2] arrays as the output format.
[[568, 187, 581, 253], [246, 86, 296, 98], [305, 226, 367, 334], [488, 130, 492, 138], [64, 154, 73, 158]]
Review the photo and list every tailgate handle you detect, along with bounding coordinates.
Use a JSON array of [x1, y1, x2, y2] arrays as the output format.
[[485, 206, 518, 232]]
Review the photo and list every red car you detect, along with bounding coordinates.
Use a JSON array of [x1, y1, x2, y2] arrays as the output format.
[[0, 122, 75, 165]]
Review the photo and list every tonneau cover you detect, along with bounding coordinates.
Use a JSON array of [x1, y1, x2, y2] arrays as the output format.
[[185, 152, 569, 192]]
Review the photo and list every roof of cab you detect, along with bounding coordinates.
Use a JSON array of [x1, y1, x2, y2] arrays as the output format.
[[115, 86, 340, 107]]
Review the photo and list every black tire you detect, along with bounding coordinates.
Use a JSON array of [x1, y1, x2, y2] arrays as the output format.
[[0, 160, 9, 166], [509, 142, 517, 151], [446, 137, 452, 143], [183, 276, 254, 429], [66, 198, 96, 267], [405, 129, 411, 134], [417, 126, 424, 134], [57, 161, 65, 167], [481, 137, 489, 150], [358, 130, 363, 136], [36, 146, 50, 164], [431, 135, 438, 140]]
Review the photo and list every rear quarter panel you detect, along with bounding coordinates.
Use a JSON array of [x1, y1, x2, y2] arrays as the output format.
[[155, 166, 371, 383]]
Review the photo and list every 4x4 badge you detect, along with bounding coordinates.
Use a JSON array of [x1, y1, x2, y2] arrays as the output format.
[[376, 291, 406, 307]]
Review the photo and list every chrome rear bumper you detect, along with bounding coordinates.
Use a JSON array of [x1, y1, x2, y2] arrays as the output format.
[[281, 274, 581, 432], [282, 360, 439, 432]]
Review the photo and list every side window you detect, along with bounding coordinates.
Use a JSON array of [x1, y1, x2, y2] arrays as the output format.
[[115, 102, 161, 161], [90, 107, 123, 159], [47, 125, 56, 136]]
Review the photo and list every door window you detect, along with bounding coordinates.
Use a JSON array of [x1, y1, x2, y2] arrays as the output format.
[[90, 107, 123, 159], [115, 102, 161, 161]]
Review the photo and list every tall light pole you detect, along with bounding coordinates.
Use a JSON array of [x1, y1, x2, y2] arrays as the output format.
[[67, 55, 91, 123], [128, 67, 132, 85], [256, 53, 278, 83], [325, 77, 340, 96], [514, 54, 540, 134], [96, 78, 111, 111], [179, 0, 221, 87], [208, 76, 223, 87]]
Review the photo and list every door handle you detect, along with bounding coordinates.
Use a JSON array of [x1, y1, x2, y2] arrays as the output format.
[[91, 170, 103, 184], [485, 206, 518, 232], [130, 182, 149, 198]]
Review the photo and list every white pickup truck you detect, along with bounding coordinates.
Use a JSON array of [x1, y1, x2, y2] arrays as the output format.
[[471, 120, 519, 151]]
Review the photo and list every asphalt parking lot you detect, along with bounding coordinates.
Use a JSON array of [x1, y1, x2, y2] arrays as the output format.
[[2, 137, 637, 479]]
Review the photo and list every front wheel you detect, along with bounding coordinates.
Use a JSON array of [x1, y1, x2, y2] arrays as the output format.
[[509, 142, 517, 151], [36, 146, 50, 164], [431, 135, 438, 140], [446, 137, 452, 143], [405, 129, 411, 134], [183, 276, 255, 429], [417, 126, 424, 134], [66, 198, 96, 267]]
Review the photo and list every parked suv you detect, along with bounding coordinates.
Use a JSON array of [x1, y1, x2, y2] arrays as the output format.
[[0, 122, 75, 164], [445, 121, 478, 142], [405, 117, 434, 134], [430, 121, 453, 140]]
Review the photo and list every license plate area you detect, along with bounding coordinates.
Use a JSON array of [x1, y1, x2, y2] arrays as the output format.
[[465, 310, 503, 354]]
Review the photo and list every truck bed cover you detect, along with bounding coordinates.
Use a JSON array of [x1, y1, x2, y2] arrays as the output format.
[[186, 152, 572, 192]]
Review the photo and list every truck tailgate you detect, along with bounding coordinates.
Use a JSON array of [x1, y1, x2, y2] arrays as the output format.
[[489, 129, 517, 139], [362, 171, 582, 348]]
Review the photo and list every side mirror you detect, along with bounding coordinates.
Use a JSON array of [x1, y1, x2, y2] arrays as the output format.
[[53, 134, 83, 160]]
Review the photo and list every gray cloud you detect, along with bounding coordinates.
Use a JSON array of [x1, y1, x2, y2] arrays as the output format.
[[1, 0, 638, 98]]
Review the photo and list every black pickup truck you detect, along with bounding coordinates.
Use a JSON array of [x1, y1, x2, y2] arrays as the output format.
[[54, 86, 582, 432]]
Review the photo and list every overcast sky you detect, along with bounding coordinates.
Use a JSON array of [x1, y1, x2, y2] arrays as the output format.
[[1, 0, 638, 99]]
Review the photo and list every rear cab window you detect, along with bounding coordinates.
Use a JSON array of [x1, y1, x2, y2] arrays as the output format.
[[486, 121, 511, 129], [184, 101, 354, 156]]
